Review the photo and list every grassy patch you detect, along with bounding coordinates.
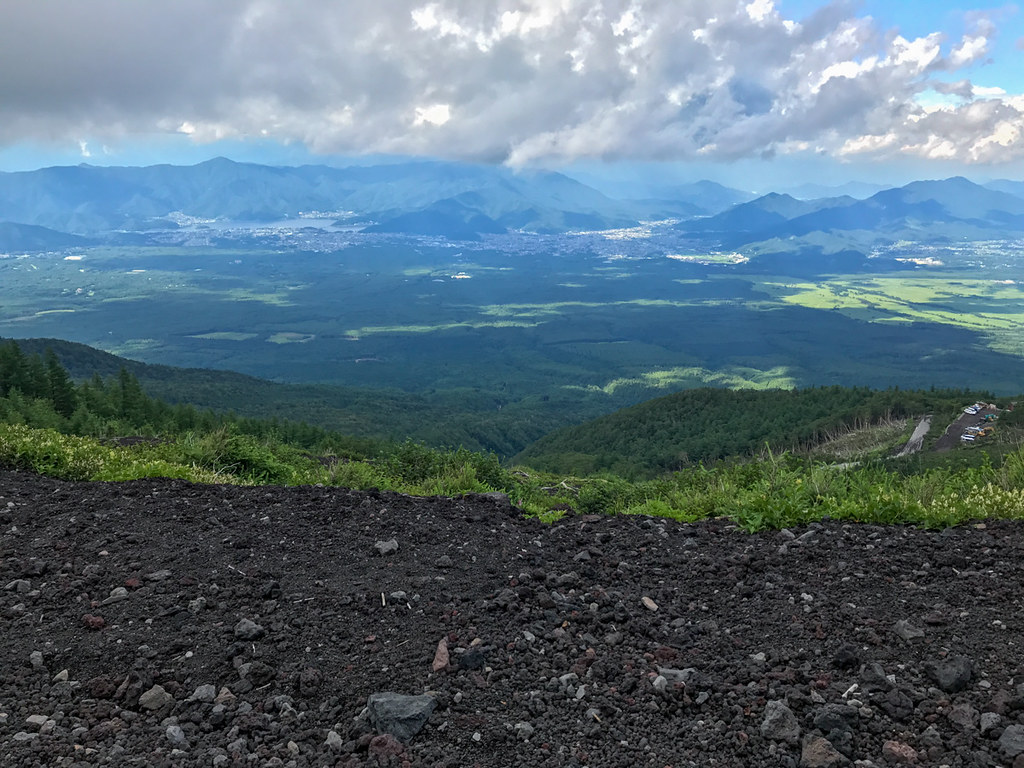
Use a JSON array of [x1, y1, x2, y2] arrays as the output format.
[[567, 365, 796, 396], [191, 332, 259, 341], [267, 332, 316, 344]]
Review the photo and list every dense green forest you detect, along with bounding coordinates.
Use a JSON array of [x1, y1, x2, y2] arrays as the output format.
[[4, 336, 632, 458], [0, 339, 382, 462], [514, 386, 1003, 477]]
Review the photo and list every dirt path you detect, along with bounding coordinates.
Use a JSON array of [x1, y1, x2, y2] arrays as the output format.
[[3, 470, 1024, 767], [892, 415, 932, 457]]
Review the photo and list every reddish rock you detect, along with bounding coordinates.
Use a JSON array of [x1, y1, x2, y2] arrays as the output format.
[[87, 676, 117, 699], [82, 613, 105, 630], [432, 637, 449, 672], [368, 733, 404, 758], [882, 740, 918, 764], [124, 577, 142, 589]]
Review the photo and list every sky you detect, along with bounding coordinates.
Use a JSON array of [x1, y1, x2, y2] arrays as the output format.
[[1, 0, 1023, 188]]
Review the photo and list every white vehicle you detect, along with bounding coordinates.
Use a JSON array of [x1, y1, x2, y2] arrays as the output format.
[[964, 406, 979, 415], [960, 434, 976, 442]]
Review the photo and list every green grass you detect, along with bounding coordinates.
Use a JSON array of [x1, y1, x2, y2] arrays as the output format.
[[5, 420, 1024, 532]]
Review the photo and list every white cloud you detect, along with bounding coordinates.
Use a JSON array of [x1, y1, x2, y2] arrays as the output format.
[[973, 85, 1007, 97], [0, 0, 1021, 166], [745, 0, 774, 24], [413, 104, 452, 126]]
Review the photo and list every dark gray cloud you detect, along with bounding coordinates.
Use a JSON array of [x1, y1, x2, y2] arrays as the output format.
[[0, 0, 1020, 165]]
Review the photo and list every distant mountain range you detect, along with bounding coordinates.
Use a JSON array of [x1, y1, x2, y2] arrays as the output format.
[[2, 158, 1024, 247], [676, 176, 1024, 249], [0, 158, 728, 240]]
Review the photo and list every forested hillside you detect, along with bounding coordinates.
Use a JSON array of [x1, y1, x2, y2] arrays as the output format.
[[0, 340, 379, 461], [4, 337, 592, 457], [514, 386, 998, 477]]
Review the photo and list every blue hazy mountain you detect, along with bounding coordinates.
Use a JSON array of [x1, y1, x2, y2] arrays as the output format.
[[563, 171, 754, 214], [0, 221, 91, 251], [779, 177, 1024, 238], [0, 158, 666, 236], [985, 179, 1024, 201], [676, 177, 1024, 247], [783, 181, 887, 200], [677, 192, 857, 236]]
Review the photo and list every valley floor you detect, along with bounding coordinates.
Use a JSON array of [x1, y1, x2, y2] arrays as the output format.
[[1, 470, 1022, 767]]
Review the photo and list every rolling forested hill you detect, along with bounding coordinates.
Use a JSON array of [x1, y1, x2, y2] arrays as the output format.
[[514, 386, 999, 477]]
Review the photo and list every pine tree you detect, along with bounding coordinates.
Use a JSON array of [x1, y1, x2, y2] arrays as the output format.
[[45, 349, 77, 419]]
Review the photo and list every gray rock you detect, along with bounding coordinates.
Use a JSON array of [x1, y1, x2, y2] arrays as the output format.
[[658, 667, 698, 685], [139, 684, 173, 711], [233, 618, 265, 640], [325, 730, 344, 751], [892, 619, 925, 642], [860, 662, 894, 691], [145, 569, 172, 582], [5, 579, 30, 592], [514, 721, 535, 740], [918, 725, 943, 748], [188, 684, 217, 703], [928, 655, 974, 693], [29, 651, 44, 670], [761, 700, 801, 744], [1000, 724, 1024, 758], [11, 732, 37, 743], [981, 712, 1001, 734], [101, 587, 129, 605], [366, 692, 437, 743], [166, 724, 188, 747], [25, 714, 49, 729], [375, 539, 399, 556]]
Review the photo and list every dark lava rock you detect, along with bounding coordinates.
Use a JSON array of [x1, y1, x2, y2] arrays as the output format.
[[233, 618, 265, 640], [366, 692, 437, 743], [928, 655, 974, 693], [761, 700, 800, 743]]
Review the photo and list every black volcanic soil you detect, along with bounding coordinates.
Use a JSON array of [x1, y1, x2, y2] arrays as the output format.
[[3, 469, 1024, 767]]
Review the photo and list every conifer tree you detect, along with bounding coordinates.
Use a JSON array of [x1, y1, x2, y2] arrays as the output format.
[[44, 349, 77, 418]]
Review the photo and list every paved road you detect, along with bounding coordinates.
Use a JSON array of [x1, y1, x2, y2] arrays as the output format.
[[934, 406, 999, 452]]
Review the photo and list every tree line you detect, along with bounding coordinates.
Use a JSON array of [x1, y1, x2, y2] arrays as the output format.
[[0, 340, 377, 458]]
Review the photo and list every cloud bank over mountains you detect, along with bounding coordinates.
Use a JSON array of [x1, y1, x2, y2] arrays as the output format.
[[1, 0, 1020, 167]]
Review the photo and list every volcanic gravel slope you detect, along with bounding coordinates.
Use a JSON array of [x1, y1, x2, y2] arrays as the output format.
[[3, 471, 1024, 767]]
